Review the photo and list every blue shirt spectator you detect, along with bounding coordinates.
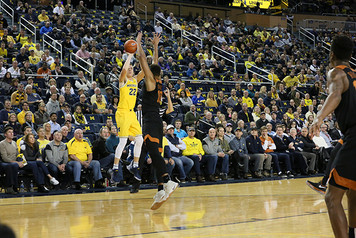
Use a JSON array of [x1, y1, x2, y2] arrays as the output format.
[[40, 22, 53, 36]]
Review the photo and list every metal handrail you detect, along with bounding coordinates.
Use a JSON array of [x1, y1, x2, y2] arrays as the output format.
[[0, 0, 14, 26], [287, 18, 293, 33], [211, 45, 236, 72], [181, 29, 203, 48], [43, 33, 63, 64], [136, 2, 147, 22], [19, 17, 37, 42], [298, 27, 315, 48], [154, 16, 173, 38], [245, 63, 273, 85], [168, 78, 273, 85], [26, 73, 78, 78], [291, 2, 319, 13], [69, 52, 94, 82]]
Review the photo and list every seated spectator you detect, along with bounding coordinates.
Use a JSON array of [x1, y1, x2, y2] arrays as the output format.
[[43, 122, 52, 141], [165, 125, 193, 182], [229, 127, 250, 179], [93, 94, 109, 114], [182, 127, 205, 183], [73, 105, 87, 125], [34, 102, 50, 125], [67, 129, 105, 189], [90, 87, 107, 105], [205, 91, 218, 108], [57, 103, 72, 125], [319, 123, 334, 148], [177, 83, 191, 97], [199, 112, 215, 135], [242, 90, 254, 108], [7, 61, 21, 78], [75, 70, 91, 91], [295, 127, 317, 174], [40, 21, 53, 36], [246, 128, 272, 178], [16, 47, 29, 67], [238, 103, 254, 123], [273, 125, 308, 175], [38, 10, 49, 23], [174, 119, 188, 139], [252, 106, 261, 122], [105, 126, 119, 154], [184, 104, 200, 127], [10, 83, 27, 106], [216, 126, 233, 180], [0, 127, 21, 194], [25, 84, 42, 107], [191, 89, 205, 106], [63, 86, 78, 106], [256, 112, 269, 129], [21, 133, 59, 188], [178, 90, 193, 114], [37, 62, 51, 79], [21, 111, 38, 136], [17, 101, 34, 125], [37, 127, 50, 151], [0, 99, 14, 125], [74, 94, 92, 114], [283, 69, 300, 88], [218, 96, 229, 116], [49, 113, 61, 134], [202, 128, 226, 182], [46, 93, 60, 116], [5, 113, 21, 136]]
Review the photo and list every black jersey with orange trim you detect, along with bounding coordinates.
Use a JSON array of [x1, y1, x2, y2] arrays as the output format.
[[142, 78, 162, 116], [334, 65, 356, 134]]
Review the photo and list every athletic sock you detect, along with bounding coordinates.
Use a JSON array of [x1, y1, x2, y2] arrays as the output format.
[[158, 185, 164, 191], [349, 227, 355, 238], [133, 162, 138, 168], [113, 164, 118, 170]]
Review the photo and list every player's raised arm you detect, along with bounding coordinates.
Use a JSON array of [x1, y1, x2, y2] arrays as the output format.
[[150, 33, 161, 64], [136, 70, 145, 83], [310, 68, 348, 136], [119, 53, 133, 83], [136, 32, 154, 86], [164, 88, 174, 114]]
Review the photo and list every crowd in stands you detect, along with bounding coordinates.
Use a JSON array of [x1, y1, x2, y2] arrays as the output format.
[[0, 0, 353, 195]]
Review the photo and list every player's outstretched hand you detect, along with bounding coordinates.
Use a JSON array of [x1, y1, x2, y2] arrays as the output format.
[[310, 118, 322, 137], [149, 32, 161, 46], [163, 88, 170, 98], [136, 32, 143, 45]]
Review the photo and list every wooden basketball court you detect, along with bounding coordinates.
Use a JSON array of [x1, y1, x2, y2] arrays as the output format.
[[0, 177, 337, 237]]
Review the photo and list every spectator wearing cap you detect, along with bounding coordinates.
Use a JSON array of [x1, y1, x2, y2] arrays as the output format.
[[104, 86, 114, 103], [246, 128, 272, 178], [224, 123, 235, 143], [50, 56, 63, 70], [182, 127, 205, 183], [49, 113, 61, 134], [238, 103, 254, 123], [229, 127, 250, 179], [57, 103, 72, 125], [256, 112, 268, 129], [165, 125, 193, 182], [242, 90, 254, 108], [174, 119, 188, 139]]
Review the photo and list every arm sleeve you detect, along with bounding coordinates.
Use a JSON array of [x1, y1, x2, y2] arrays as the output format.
[[164, 145, 172, 159], [177, 138, 186, 151], [269, 138, 277, 150], [198, 140, 205, 155], [63, 145, 68, 164], [45, 144, 57, 165]]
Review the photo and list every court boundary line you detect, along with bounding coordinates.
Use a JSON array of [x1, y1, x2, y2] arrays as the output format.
[[104, 210, 333, 237]]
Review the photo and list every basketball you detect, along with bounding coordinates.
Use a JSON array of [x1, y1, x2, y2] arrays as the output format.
[[124, 40, 137, 54]]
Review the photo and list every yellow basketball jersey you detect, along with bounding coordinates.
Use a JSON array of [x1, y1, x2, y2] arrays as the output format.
[[118, 77, 138, 110]]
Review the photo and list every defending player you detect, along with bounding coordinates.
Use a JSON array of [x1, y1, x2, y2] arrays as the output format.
[[135, 32, 178, 210], [112, 53, 144, 182], [310, 35, 356, 238]]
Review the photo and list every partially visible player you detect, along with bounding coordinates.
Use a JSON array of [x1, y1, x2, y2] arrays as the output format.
[[135, 32, 178, 210], [310, 35, 356, 238], [112, 52, 144, 182]]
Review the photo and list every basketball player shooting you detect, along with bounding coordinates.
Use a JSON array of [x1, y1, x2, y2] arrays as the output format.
[[112, 44, 144, 182], [135, 32, 178, 210], [310, 35, 356, 238]]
